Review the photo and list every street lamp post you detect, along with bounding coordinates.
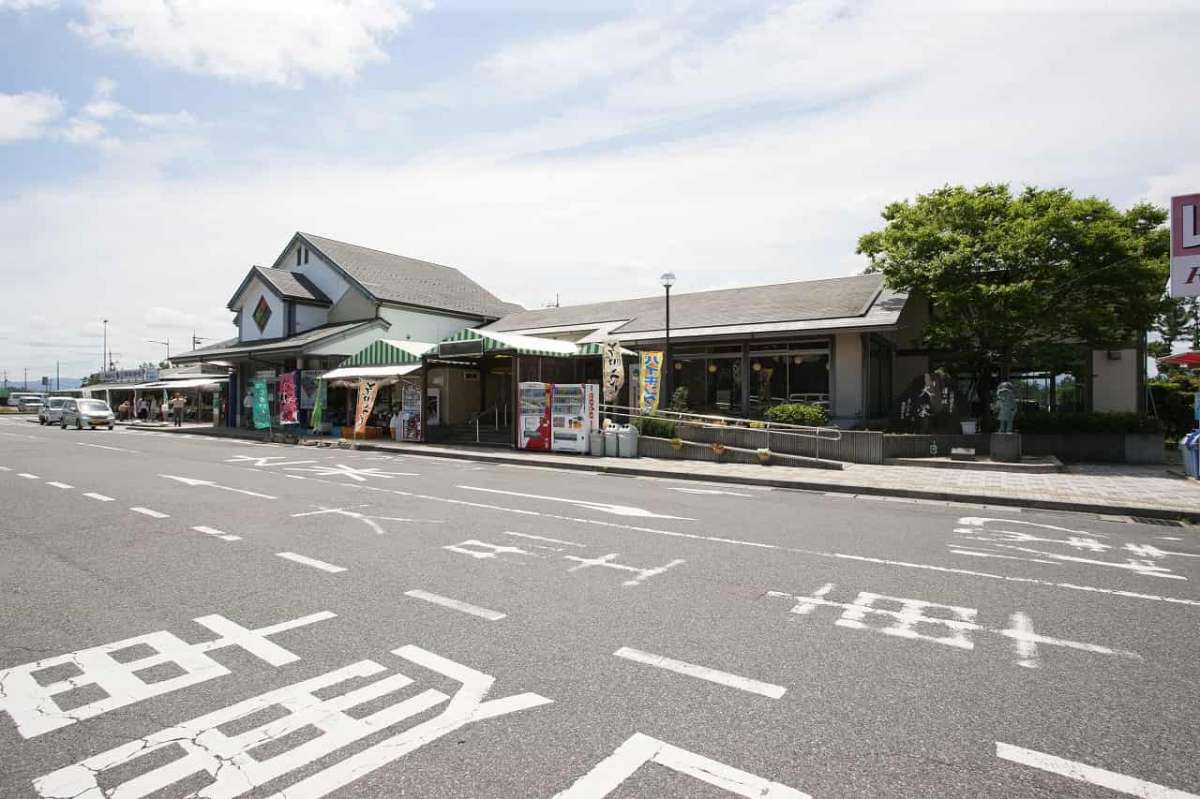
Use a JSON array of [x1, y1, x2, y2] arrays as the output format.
[[148, 338, 170, 362], [660, 272, 676, 402]]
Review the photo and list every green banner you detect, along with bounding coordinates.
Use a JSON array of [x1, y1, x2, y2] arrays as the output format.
[[252, 379, 270, 429], [310, 379, 327, 432]]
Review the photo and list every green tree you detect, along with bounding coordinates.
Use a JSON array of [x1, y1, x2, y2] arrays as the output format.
[[1149, 296, 1199, 363], [857, 184, 1169, 417]]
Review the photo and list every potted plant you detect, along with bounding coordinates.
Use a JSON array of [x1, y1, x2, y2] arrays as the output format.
[[756, 447, 771, 464]]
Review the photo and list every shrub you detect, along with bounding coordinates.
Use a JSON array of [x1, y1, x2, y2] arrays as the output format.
[[668, 386, 689, 412], [1017, 412, 1163, 435], [764, 402, 829, 427], [1149, 378, 1200, 441], [634, 414, 677, 438]]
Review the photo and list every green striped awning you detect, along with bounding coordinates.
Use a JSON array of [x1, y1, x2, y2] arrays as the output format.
[[575, 342, 636, 356], [436, 328, 580, 358], [338, 339, 434, 368]]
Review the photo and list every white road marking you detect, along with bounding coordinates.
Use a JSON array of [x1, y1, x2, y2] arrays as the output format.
[[0, 611, 335, 738], [297, 476, 1200, 609], [18, 473, 38, 479], [564, 553, 686, 586], [291, 505, 440, 534], [404, 589, 506, 620], [0, 465, 10, 470], [160, 474, 277, 499], [551, 732, 808, 798], [276, 551, 346, 573], [502, 530, 586, 547], [45, 481, 72, 489], [458, 485, 695, 520], [83, 492, 114, 502], [130, 507, 170, 519], [225, 455, 316, 467], [192, 525, 242, 542], [613, 647, 785, 699], [1158, 536, 1183, 542], [77, 442, 138, 453], [287, 463, 418, 482], [949, 547, 1060, 565], [668, 486, 753, 497], [996, 742, 1200, 798]]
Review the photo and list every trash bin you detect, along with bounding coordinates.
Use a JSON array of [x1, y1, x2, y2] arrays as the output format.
[[589, 431, 605, 457], [617, 424, 639, 458], [1183, 431, 1200, 479], [603, 428, 619, 457]]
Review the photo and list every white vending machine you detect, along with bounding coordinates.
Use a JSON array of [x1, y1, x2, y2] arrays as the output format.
[[518, 381, 552, 451], [550, 383, 590, 453]]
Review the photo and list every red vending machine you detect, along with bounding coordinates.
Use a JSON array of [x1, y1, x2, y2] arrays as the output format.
[[518, 381, 552, 450]]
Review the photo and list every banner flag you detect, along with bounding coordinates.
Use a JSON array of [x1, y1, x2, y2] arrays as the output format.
[[602, 340, 624, 404], [278, 372, 299, 426], [251, 379, 270, 430], [354, 380, 380, 437], [639, 351, 663, 415], [299, 370, 323, 410], [310, 379, 327, 432]]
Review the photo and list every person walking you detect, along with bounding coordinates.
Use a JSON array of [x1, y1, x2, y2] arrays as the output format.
[[137, 397, 148, 421], [171, 393, 187, 427], [243, 390, 254, 429], [149, 397, 160, 424]]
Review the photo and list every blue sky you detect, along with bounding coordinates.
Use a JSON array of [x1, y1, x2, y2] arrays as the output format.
[[1, 0, 1197, 380]]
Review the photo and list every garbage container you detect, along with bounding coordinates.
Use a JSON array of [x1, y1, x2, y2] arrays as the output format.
[[1183, 431, 1200, 479], [589, 430, 605, 457], [617, 424, 639, 458], [604, 428, 619, 457]]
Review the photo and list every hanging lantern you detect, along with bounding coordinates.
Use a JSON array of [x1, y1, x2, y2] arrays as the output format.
[[708, 363, 717, 374], [752, 362, 762, 372]]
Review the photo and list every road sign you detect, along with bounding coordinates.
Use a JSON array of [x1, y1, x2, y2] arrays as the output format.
[[40, 376, 48, 386], [1170, 193, 1200, 297]]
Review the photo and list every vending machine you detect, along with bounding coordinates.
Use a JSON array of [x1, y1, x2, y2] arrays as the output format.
[[551, 383, 590, 453], [518, 381, 552, 451]]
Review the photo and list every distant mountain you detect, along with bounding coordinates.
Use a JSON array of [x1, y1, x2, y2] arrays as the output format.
[[1, 376, 84, 391]]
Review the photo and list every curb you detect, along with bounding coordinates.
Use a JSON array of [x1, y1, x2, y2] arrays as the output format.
[[138, 426, 1200, 524]]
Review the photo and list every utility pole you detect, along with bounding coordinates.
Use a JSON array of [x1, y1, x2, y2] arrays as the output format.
[[148, 338, 170, 362], [102, 319, 109, 375], [56, 361, 60, 392], [24, 367, 28, 390]]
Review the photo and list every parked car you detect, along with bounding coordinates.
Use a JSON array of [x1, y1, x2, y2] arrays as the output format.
[[61, 398, 115, 430], [17, 396, 43, 413], [38, 397, 69, 425]]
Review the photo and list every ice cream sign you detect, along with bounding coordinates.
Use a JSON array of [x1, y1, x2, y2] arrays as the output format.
[[1171, 193, 1200, 298]]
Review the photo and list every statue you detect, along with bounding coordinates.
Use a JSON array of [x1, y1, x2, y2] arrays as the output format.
[[993, 381, 1018, 433]]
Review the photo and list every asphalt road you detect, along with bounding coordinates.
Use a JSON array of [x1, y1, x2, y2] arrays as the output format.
[[1, 414, 1198, 798]]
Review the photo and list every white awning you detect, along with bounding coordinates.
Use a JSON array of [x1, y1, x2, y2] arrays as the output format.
[[320, 363, 422, 381], [133, 377, 229, 390]]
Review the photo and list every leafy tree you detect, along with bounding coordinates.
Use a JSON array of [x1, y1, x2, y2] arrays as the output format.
[[1149, 296, 1199, 363], [857, 184, 1169, 417]]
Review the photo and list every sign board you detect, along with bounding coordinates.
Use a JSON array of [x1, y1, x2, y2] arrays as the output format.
[[41, 376, 48, 386], [98, 367, 158, 385], [252, 379, 271, 429], [639, 351, 663, 415], [602, 340, 624, 403], [1170, 193, 1200, 298]]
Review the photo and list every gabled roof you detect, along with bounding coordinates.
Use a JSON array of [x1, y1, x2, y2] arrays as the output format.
[[486, 273, 900, 338], [172, 320, 381, 362], [226, 265, 331, 310], [277, 232, 523, 320], [339, 339, 434, 368]]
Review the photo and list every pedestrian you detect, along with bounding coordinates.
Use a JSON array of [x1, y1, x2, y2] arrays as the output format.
[[243, 390, 254, 428], [389, 405, 401, 440], [118, 400, 130, 421], [137, 397, 148, 421], [171, 393, 187, 427]]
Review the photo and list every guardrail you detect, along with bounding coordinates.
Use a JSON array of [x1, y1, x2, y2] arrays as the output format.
[[599, 403, 844, 461]]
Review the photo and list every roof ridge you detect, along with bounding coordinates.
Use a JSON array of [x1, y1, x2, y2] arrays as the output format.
[[298, 232, 461, 273]]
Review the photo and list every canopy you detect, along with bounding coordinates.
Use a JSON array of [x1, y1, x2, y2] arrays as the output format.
[[1158, 351, 1200, 369], [437, 328, 579, 358], [338, 339, 433, 368], [321, 363, 422, 380], [133, 377, 229, 390]]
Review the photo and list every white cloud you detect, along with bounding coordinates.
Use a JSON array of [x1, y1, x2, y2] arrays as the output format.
[[144, 306, 199, 329], [482, 17, 686, 99], [55, 77, 196, 149], [71, 0, 422, 86], [0, 0, 58, 9], [0, 91, 64, 142]]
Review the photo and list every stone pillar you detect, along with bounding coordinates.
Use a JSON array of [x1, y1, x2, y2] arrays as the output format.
[[990, 432, 1022, 462]]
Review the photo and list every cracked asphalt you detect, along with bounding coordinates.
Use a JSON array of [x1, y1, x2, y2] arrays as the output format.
[[1, 415, 1198, 798]]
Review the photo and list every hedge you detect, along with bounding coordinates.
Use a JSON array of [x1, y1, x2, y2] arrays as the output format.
[[633, 415, 677, 438], [764, 402, 829, 427], [1017, 412, 1162, 435]]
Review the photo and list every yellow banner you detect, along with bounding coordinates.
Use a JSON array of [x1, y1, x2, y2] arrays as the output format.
[[639, 351, 663, 414]]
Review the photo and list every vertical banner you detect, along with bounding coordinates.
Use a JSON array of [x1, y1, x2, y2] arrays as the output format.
[[278, 372, 299, 425], [400, 382, 423, 441], [585, 383, 600, 429], [310, 379, 327, 432], [251, 379, 270, 429], [299, 371, 323, 409], [211, 387, 220, 425], [354, 379, 380, 437], [602, 340, 624, 404], [639, 351, 663, 415]]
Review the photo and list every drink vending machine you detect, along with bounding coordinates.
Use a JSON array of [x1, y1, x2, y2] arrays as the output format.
[[518, 382, 552, 451], [550, 384, 590, 453]]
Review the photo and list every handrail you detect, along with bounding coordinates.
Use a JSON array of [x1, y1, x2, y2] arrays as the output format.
[[471, 404, 506, 443]]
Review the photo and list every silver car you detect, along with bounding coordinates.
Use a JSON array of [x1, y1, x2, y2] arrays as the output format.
[[61, 398, 116, 430], [17, 396, 43, 413], [38, 397, 69, 425]]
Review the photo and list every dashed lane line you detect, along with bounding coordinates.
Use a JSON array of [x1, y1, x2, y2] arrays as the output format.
[[130, 507, 170, 519], [276, 551, 346, 573], [17, 473, 38, 479], [82, 492, 115, 502], [404, 589, 506, 621], [77, 442, 139, 453], [996, 742, 1200, 798], [192, 525, 242, 542], [46, 482, 73, 489], [613, 646, 786, 699]]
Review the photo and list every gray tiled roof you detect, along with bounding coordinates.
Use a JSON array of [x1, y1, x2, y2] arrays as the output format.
[[298, 233, 523, 320], [486, 273, 889, 334], [172, 320, 378, 361], [254, 266, 330, 304]]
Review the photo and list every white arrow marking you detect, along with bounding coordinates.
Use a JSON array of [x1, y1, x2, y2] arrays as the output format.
[[456, 486, 694, 520], [160, 475, 277, 499]]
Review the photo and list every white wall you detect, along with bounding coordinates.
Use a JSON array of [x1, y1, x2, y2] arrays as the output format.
[[288, 245, 350, 305], [1091, 349, 1138, 412], [833, 332, 863, 419], [294, 303, 326, 334], [378, 306, 479, 344], [234, 278, 284, 341]]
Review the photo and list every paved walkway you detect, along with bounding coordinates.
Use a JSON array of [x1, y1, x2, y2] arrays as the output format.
[[135, 424, 1200, 521]]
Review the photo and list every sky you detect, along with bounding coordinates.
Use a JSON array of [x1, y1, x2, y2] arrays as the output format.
[[1, 0, 1197, 382]]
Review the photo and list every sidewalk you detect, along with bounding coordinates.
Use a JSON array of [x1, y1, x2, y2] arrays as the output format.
[[144, 425, 1200, 523]]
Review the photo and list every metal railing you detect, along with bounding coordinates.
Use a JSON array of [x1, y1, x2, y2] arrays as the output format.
[[471, 404, 508, 443], [599, 403, 842, 461]]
